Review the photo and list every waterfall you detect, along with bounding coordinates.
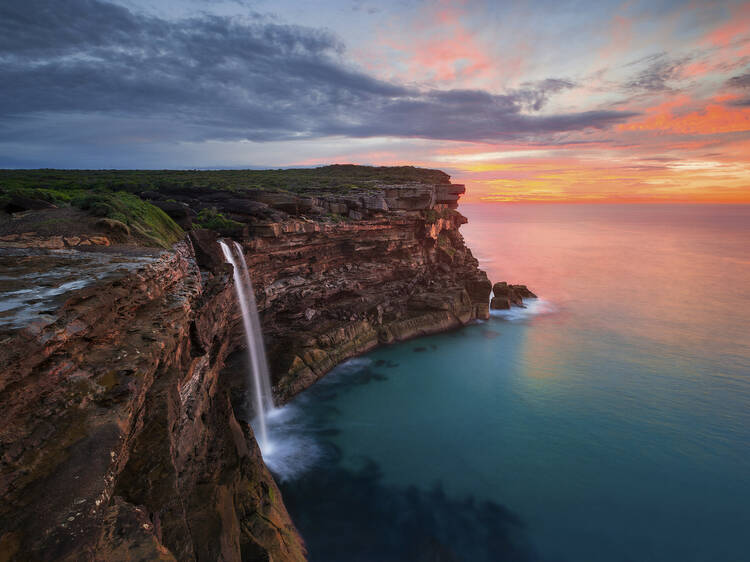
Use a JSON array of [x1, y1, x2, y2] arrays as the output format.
[[218, 240, 274, 451], [232, 242, 275, 412]]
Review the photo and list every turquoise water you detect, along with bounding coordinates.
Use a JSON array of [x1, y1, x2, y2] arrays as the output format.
[[268, 204, 750, 562]]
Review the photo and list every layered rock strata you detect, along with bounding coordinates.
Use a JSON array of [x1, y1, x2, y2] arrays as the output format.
[[192, 180, 492, 403], [0, 241, 305, 561], [0, 171, 491, 560], [490, 282, 537, 310]]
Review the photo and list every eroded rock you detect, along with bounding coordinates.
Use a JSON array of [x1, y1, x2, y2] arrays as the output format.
[[490, 282, 537, 309], [0, 171, 496, 561], [0, 241, 305, 561]]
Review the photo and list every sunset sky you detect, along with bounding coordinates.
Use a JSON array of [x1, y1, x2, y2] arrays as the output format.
[[2, 0, 749, 202]]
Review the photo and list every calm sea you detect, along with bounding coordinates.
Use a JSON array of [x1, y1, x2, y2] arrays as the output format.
[[267, 204, 750, 562]]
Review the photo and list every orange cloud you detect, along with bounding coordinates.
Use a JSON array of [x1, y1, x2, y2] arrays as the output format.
[[705, 3, 750, 47], [617, 95, 750, 135], [407, 29, 493, 82], [370, 0, 522, 87]]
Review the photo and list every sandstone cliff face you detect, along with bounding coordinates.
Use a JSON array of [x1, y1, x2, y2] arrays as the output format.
[[0, 174, 489, 561], [0, 242, 305, 561], [231, 182, 492, 403]]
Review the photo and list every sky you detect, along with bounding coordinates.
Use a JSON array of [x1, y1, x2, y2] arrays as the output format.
[[1, 0, 749, 202]]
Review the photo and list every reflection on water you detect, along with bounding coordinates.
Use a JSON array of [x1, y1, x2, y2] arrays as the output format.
[[274, 204, 750, 562]]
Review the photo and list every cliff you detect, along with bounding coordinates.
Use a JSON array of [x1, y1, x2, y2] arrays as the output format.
[[225, 180, 491, 403], [0, 242, 305, 561], [0, 167, 491, 560]]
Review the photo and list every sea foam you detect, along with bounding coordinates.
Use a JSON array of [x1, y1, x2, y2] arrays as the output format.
[[489, 298, 557, 321]]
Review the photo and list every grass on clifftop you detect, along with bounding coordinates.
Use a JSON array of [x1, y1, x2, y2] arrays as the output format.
[[71, 191, 184, 247], [0, 184, 183, 248], [1, 165, 451, 247], [0, 165, 451, 197], [194, 208, 244, 232]]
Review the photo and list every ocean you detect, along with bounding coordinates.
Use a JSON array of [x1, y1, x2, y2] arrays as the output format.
[[266, 203, 750, 562]]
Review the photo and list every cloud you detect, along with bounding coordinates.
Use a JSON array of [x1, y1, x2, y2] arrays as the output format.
[[728, 72, 750, 89], [623, 53, 690, 93], [726, 72, 750, 105], [515, 78, 577, 111], [0, 0, 635, 154]]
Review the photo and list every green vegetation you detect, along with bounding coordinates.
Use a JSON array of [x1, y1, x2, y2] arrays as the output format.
[[437, 232, 457, 257], [424, 207, 458, 224], [71, 191, 183, 247], [0, 178, 183, 247], [325, 212, 346, 223], [424, 209, 439, 223], [194, 208, 243, 232], [0, 165, 450, 198], [0, 165, 451, 246], [0, 185, 80, 208]]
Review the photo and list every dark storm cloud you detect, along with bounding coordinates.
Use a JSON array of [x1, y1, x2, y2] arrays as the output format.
[[0, 0, 635, 146]]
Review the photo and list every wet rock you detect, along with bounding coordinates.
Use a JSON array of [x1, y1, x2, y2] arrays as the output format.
[[490, 282, 537, 310], [88, 236, 111, 246]]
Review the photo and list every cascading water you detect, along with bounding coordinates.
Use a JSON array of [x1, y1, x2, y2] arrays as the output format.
[[232, 242, 275, 412], [218, 240, 274, 452]]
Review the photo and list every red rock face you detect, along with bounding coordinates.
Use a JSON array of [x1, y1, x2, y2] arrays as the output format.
[[0, 178, 490, 561], [0, 241, 305, 561], [230, 183, 492, 403], [490, 282, 538, 310]]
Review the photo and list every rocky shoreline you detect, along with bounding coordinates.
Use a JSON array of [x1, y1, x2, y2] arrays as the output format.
[[0, 168, 531, 561]]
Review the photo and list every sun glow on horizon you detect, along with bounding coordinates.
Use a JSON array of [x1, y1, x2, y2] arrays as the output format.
[[2, 0, 749, 204]]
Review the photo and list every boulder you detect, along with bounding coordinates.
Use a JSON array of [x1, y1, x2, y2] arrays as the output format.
[[490, 282, 537, 310], [95, 218, 130, 242], [465, 276, 492, 302]]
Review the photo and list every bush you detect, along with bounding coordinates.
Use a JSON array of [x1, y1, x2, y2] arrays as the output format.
[[195, 208, 243, 232], [424, 209, 439, 224], [72, 191, 183, 247]]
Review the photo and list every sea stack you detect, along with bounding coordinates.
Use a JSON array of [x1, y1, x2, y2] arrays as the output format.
[[490, 282, 537, 310]]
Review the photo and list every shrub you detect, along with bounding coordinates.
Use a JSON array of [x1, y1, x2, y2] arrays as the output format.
[[72, 191, 183, 247], [424, 209, 439, 224], [195, 207, 244, 232]]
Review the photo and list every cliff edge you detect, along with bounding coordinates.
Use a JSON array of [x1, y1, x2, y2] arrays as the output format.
[[0, 166, 490, 561]]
